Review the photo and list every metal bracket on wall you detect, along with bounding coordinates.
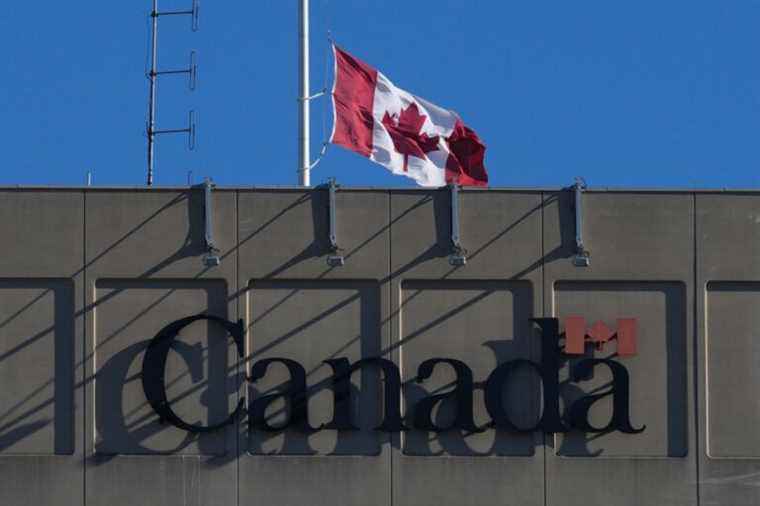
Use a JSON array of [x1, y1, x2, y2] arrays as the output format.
[[202, 177, 221, 267], [325, 178, 345, 267], [572, 177, 590, 267], [449, 183, 467, 266]]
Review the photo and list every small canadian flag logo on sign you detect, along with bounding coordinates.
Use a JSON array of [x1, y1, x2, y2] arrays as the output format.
[[563, 316, 637, 357]]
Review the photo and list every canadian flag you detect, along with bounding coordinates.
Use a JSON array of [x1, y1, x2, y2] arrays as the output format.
[[330, 45, 488, 187]]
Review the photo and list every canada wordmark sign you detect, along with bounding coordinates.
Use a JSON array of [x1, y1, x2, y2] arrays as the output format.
[[141, 315, 645, 436]]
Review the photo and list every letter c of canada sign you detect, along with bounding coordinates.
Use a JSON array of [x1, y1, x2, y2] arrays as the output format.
[[141, 315, 645, 435]]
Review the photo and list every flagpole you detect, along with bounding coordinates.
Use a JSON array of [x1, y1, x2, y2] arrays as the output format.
[[298, 0, 311, 186]]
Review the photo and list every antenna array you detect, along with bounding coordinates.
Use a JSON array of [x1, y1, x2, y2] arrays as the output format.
[[145, 0, 200, 186]]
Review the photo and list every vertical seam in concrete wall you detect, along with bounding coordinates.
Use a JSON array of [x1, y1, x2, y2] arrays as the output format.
[[388, 189, 394, 506], [82, 189, 87, 506], [540, 192, 547, 506], [692, 193, 701, 506]]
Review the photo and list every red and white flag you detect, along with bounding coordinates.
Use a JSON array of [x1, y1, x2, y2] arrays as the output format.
[[330, 45, 488, 187]]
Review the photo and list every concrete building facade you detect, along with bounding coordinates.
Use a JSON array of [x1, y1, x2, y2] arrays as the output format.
[[0, 186, 758, 506]]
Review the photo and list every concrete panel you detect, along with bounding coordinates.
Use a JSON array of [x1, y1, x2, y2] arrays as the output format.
[[238, 188, 390, 280], [0, 191, 84, 278], [0, 191, 84, 506], [705, 282, 760, 458], [391, 190, 544, 506], [247, 280, 384, 455], [85, 190, 238, 506], [238, 190, 391, 506], [92, 280, 232, 455], [698, 194, 760, 281], [84, 189, 237, 279], [544, 191, 694, 280], [0, 281, 75, 454], [390, 189, 543, 280], [554, 282, 687, 457], [697, 194, 760, 505], [544, 192, 696, 506], [400, 280, 537, 457]]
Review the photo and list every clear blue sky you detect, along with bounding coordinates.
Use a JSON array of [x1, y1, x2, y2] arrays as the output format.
[[2, 1, 759, 188]]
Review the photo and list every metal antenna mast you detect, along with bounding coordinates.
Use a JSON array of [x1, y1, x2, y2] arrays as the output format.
[[146, 0, 200, 186]]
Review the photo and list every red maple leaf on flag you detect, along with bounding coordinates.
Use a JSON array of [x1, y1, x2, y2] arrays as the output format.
[[381, 103, 440, 171]]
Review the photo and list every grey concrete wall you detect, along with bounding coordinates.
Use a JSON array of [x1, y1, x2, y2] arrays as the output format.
[[389, 190, 545, 506], [0, 186, 757, 506], [543, 192, 695, 506], [696, 194, 760, 506]]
